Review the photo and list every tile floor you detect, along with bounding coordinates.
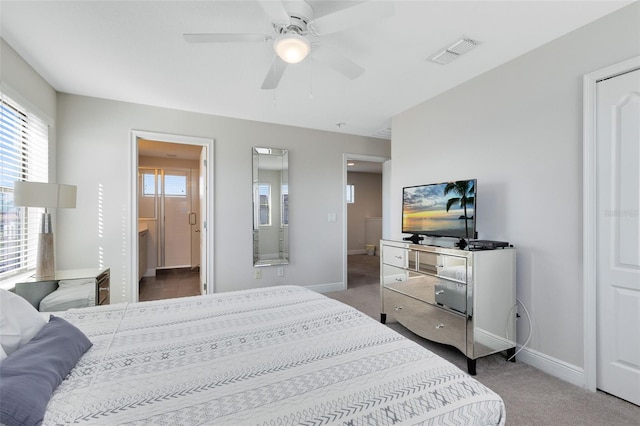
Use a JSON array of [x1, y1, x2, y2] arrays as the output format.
[[139, 267, 201, 302]]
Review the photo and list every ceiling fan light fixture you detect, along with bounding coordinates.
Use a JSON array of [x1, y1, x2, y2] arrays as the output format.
[[274, 33, 310, 64]]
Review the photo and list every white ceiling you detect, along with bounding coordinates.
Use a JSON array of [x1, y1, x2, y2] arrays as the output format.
[[0, 1, 631, 140]]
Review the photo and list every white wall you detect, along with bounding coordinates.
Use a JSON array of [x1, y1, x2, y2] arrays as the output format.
[[391, 3, 640, 371], [55, 93, 390, 302], [0, 39, 56, 123], [0, 38, 57, 188]]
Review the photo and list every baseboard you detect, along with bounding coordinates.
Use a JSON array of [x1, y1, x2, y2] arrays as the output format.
[[516, 346, 585, 388], [306, 282, 345, 293], [348, 249, 367, 255], [475, 329, 513, 350]]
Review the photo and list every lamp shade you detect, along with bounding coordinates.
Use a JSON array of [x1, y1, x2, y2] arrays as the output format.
[[13, 182, 77, 209], [273, 33, 310, 64]]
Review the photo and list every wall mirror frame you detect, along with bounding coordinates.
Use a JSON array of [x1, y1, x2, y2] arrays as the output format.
[[253, 147, 289, 266]]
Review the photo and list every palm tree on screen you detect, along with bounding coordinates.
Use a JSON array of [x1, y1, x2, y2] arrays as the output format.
[[444, 180, 475, 238]]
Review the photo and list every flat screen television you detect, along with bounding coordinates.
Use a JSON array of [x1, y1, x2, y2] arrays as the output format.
[[402, 179, 476, 240]]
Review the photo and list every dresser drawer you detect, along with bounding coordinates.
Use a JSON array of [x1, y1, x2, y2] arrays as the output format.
[[382, 264, 408, 285], [384, 288, 466, 353], [382, 245, 409, 268], [434, 281, 467, 314], [416, 251, 438, 274]]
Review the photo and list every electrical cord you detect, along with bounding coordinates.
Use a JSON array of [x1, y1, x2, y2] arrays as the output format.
[[508, 297, 532, 361]]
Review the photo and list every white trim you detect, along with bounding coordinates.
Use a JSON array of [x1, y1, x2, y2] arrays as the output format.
[[130, 130, 215, 302], [475, 329, 513, 350], [583, 56, 640, 392], [305, 282, 345, 294], [342, 153, 389, 291], [517, 346, 585, 388]]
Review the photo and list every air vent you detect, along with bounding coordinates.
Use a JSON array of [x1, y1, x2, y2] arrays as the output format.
[[428, 37, 480, 65], [373, 127, 392, 139]]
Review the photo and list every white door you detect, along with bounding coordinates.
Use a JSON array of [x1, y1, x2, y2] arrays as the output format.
[[162, 169, 192, 268], [199, 147, 208, 294], [596, 67, 640, 405]]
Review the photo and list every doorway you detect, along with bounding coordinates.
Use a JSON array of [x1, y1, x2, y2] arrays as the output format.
[[139, 166, 196, 270], [137, 165, 198, 301], [342, 154, 389, 290], [584, 57, 640, 405], [130, 131, 214, 303]]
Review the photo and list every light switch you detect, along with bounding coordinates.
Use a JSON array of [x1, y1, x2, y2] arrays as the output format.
[[328, 213, 337, 222]]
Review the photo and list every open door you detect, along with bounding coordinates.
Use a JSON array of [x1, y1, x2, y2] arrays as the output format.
[[199, 146, 208, 294], [131, 130, 214, 303]]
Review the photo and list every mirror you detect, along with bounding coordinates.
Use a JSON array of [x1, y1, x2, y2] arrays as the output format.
[[253, 147, 289, 266]]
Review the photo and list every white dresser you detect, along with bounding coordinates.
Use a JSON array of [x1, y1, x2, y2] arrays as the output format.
[[380, 239, 516, 375]]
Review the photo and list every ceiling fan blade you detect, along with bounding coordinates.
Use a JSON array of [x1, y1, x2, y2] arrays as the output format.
[[257, 0, 291, 26], [184, 33, 272, 43], [261, 57, 288, 90], [308, 1, 395, 36], [312, 46, 364, 80]]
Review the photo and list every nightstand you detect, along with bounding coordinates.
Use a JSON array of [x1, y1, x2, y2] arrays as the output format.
[[14, 267, 110, 310]]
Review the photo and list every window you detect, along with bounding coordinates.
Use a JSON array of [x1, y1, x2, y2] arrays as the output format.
[[258, 184, 271, 226], [163, 174, 187, 197], [346, 184, 355, 204], [142, 172, 157, 196], [0, 94, 49, 279]]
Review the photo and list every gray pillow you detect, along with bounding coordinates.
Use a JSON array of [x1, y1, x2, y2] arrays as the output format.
[[0, 315, 92, 426]]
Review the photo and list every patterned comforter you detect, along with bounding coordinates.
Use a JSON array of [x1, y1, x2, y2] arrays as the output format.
[[45, 286, 505, 425]]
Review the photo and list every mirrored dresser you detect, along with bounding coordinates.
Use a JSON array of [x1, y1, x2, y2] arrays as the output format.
[[380, 240, 516, 375]]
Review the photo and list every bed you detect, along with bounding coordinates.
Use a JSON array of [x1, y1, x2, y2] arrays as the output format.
[[1, 285, 505, 425]]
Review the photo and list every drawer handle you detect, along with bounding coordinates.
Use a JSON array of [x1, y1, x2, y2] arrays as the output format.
[[394, 255, 402, 259], [98, 287, 109, 291], [435, 290, 444, 295], [435, 323, 445, 329], [395, 306, 403, 311], [394, 278, 403, 282]]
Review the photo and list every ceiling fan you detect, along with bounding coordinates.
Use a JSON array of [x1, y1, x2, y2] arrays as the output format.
[[183, 0, 395, 89]]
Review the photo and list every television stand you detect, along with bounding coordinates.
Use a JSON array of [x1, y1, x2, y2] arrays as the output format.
[[403, 234, 424, 244]]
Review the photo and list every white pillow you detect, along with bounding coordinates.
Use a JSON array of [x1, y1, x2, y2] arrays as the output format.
[[39, 282, 95, 312], [57, 278, 95, 288], [0, 289, 47, 356]]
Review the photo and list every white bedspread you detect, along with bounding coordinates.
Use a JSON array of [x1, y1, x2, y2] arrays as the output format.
[[46, 286, 505, 425]]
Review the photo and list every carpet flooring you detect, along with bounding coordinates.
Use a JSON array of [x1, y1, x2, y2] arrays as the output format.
[[324, 254, 640, 426]]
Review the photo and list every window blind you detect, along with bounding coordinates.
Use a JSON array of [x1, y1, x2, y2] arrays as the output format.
[[0, 93, 49, 279]]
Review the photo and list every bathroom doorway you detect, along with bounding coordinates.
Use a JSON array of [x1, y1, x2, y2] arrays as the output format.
[[131, 131, 214, 303]]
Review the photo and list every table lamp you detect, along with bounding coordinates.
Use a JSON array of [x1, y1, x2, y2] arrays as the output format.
[[13, 182, 77, 279]]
